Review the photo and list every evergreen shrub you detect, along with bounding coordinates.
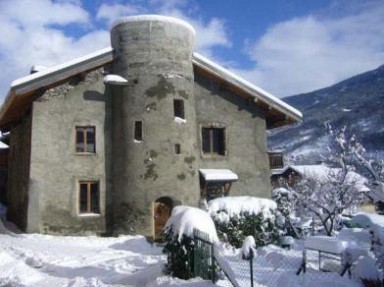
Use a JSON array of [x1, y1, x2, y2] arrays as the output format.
[[162, 229, 195, 279], [213, 211, 279, 248]]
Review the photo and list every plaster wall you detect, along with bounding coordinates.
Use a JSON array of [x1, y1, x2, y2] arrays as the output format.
[[28, 70, 110, 235], [194, 71, 272, 198], [109, 17, 200, 236]]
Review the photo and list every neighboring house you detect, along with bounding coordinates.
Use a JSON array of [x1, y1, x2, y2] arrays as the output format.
[[271, 164, 370, 193], [0, 15, 301, 238]]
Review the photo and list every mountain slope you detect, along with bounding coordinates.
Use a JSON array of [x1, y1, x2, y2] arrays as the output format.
[[268, 64, 384, 162]]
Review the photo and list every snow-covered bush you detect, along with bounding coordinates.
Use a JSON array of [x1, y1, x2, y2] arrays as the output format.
[[162, 206, 217, 280], [353, 256, 381, 287], [163, 230, 195, 279], [272, 187, 300, 238], [208, 197, 278, 248]]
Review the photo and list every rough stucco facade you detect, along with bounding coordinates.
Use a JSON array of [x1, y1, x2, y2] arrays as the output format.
[[1, 15, 301, 237]]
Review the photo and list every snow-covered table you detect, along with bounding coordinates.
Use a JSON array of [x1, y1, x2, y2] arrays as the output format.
[[303, 236, 349, 273]]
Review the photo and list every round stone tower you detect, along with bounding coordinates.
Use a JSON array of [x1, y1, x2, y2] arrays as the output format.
[[109, 15, 199, 237]]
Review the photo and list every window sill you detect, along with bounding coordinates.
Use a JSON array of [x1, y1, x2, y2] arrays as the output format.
[[78, 213, 101, 218], [174, 117, 186, 124], [75, 152, 97, 156], [201, 153, 227, 158]]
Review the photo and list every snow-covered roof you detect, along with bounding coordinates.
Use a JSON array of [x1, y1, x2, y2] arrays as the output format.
[[0, 18, 302, 129], [0, 47, 114, 129], [199, 169, 238, 181], [11, 47, 113, 95]]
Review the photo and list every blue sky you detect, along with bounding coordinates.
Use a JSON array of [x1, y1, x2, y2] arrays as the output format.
[[0, 0, 383, 101]]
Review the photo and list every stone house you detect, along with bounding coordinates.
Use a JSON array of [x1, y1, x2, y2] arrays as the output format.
[[0, 15, 301, 238]]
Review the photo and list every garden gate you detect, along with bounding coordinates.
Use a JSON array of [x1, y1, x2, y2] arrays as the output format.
[[193, 229, 216, 281]]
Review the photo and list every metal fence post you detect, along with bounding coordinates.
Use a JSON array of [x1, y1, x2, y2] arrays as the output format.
[[250, 248, 254, 287], [194, 234, 198, 279], [211, 242, 215, 283]]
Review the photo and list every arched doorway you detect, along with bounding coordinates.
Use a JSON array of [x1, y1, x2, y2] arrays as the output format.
[[153, 197, 174, 241]]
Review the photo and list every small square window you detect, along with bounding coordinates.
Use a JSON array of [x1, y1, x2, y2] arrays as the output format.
[[202, 127, 225, 155], [134, 121, 143, 141], [173, 99, 185, 119], [79, 181, 100, 214], [175, 144, 181, 155], [76, 126, 95, 153]]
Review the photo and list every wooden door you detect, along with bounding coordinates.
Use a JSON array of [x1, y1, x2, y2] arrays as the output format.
[[154, 201, 171, 240]]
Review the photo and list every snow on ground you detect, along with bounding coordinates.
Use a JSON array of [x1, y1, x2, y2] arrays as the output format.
[[0, 201, 374, 287], [0, 219, 216, 287], [216, 243, 362, 287]]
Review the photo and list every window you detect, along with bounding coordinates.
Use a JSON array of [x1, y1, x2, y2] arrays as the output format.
[[79, 181, 100, 214], [202, 127, 225, 155], [174, 144, 181, 155], [173, 99, 185, 119], [76, 126, 95, 153], [134, 121, 143, 141]]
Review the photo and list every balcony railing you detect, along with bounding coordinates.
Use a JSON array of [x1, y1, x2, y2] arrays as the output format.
[[268, 152, 284, 169]]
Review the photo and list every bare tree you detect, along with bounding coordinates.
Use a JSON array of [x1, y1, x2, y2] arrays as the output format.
[[328, 124, 384, 212], [288, 125, 369, 236], [294, 167, 367, 236]]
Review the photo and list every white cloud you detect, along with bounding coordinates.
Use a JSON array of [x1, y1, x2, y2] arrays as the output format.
[[95, 1, 231, 57], [154, 8, 231, 57], [96, 3, 143, 26], [0, 0, 89, 27], [0, 0, 108, 102], [237, 1, 384, 97]]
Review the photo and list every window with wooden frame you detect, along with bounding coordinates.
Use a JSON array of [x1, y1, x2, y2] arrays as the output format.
[[79, 181, 100, 214], [173, 99, 185, 119], [76, 126, 95, 153], [202, 127, 226, 155], [134, 121, 143, 141]]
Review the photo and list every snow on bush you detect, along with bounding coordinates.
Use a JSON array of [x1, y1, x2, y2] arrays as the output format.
[[271, 188, 299, 237], [164, 206, 218, 242], [208, 197, 278, 248], [353, 256, 380, 281], [208, 196, 277, 222], [163, 206, 218, 280], [350, 212, 384, 229], [241, 236, 256, 260]]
